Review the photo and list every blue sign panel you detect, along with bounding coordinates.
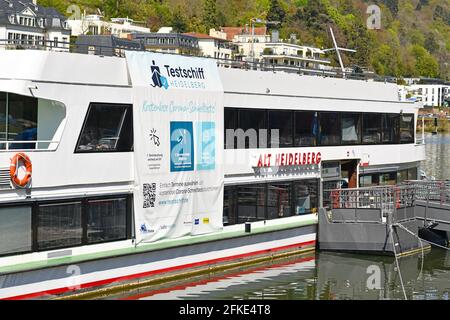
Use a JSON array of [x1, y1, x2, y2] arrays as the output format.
[[170, 121, 194, 172]]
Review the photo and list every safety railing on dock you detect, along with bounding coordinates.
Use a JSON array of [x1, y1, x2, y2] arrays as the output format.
[[325, 180, 450, 224]]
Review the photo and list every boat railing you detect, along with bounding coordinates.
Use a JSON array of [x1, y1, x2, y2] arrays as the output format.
[[326, 180, 450, 224], [0, 140, 59, 151], [0, 39, 399, 83]]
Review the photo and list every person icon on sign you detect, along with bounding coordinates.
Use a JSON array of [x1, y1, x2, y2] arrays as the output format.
[[150, 60, 169, 89]]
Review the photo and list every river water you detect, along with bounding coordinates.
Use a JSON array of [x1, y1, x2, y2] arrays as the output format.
[[117, 133, 450, 300]]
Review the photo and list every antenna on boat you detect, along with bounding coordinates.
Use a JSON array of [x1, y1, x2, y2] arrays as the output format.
[[323, 27, 357, 78]]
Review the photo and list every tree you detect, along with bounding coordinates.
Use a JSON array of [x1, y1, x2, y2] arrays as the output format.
[[410, 45, 439, 78], [202, 0, 218, 31], [172, 5, 188, 33], [266, 0, 286, 28]]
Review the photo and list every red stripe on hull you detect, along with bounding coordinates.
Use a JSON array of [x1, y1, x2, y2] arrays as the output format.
[[3, 239, 316, 300]]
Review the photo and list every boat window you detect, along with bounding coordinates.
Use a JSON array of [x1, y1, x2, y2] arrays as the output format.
[[0, 92, 66, 151], [37, 202, 83, 251], [224, 108, 237, 149], [341, 113, 361, 144], [269, 110, 293, 148], [362, 113, 382, 144], [223, 186, 237, 226], [294, 111, 317, 147], [237, 184, 266, 223], [238, 109, 266, 149], [267, 183, 292, 219], [382, 114, 399, 144], [399, 114, 414, 144], [87, 198, 127, 244], [76, 103, 133, 153], [0, 206, 32, 256], [225, 179, 319, 226], [318, 112, 341, 146], [293, 180, 319, 215]]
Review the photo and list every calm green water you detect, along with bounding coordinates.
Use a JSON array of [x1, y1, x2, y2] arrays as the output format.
[[116, 134, 450, 300]]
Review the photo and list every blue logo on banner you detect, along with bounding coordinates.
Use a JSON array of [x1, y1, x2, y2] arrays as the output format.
[[194, 218, 199, 225], [170, 122, 194, 172], [150, 60, 169, 90], [196, 122, 215, 171]]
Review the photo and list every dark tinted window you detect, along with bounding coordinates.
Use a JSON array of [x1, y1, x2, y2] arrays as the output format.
[[269, 110, 293, 148], [8, 93, 37, 149], [87, 198, 127, 244], [399, 114, 414, 143], [0, 92, 6, 148], [267, 183, 292, 219], [76, 103, 133, 152], [223, 186, 237, 226], [382, 114, 399, 144], [237, 184, 266, 223], [295, 111, 317, 147], [37, 202, 83, 250], [224, 108, 237, 149], [341, 113, 361, 144], [294, 180, 319, 215], [319, 112, 340, 145], [362, 113, 382, 144], [238, 109, 266, 149]]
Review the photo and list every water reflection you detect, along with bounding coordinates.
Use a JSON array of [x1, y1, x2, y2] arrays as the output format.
[[116, 250, 450, 300], [422, 133, 450, 180]]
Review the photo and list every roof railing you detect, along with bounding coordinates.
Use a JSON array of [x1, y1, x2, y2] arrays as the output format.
[[0, 38, 398, 83]]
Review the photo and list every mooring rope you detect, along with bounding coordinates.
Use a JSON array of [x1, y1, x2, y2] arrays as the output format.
[[389, 224, 408, 300]]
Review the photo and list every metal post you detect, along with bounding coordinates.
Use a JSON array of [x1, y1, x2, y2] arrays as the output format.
[[251, 20, 255, 66]]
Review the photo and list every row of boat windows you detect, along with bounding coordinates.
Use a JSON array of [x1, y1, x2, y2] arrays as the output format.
[[359, 168, 418, 187], [223, 179, 319, 226], [0, 92, 416, 153], [0, 195, 132, 257], [225, 108, 416, 149]]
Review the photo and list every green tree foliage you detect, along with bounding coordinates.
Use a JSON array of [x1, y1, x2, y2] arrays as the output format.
[[202, 0, 218, 31], [36, 0, 449, 79], [266, 0, 286, 27]]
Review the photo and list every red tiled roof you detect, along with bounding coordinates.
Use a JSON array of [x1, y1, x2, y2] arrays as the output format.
[[220, 26, 267, 41]]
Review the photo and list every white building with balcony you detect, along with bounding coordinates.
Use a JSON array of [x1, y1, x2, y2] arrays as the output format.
[[406, 84, 449, 107], [0, 0, 71, 51], [68, 15, 149, 38]]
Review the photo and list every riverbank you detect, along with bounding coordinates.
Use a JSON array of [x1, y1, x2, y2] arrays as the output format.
[[417, 118, 450, 133]]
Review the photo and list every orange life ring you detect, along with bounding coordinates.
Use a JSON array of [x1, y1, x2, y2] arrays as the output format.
[[10, 153, 32, 188]]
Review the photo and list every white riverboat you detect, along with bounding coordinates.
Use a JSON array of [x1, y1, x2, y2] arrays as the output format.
[[0, 48, 425, 299]]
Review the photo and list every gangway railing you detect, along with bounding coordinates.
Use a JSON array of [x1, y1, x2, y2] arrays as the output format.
[[325, 180, 450, 225]]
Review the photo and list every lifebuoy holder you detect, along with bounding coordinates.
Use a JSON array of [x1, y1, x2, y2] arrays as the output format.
[[10, 153, 32, 188]]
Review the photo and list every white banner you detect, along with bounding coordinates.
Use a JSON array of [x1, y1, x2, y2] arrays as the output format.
[[125, 51, 224, 243]]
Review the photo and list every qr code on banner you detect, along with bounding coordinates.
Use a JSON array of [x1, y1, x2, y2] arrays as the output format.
[[143, 183, 156, 208]]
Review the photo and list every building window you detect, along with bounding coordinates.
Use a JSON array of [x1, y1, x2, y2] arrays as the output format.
[[87, 198, 128, 244], [295, 111, 317, 147], [37, 202, 83, 251], [318, 112, 340, 146], [223, 187, 237, 226], [362, 113, 382, 144], [0, 206, 32, 256], [269, 110, 293, 148], [341, 113, 361, 144], [76, 103, 133, 152]]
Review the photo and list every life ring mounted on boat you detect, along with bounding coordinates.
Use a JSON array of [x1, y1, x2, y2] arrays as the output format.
[[10, 153, 32, 188]]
